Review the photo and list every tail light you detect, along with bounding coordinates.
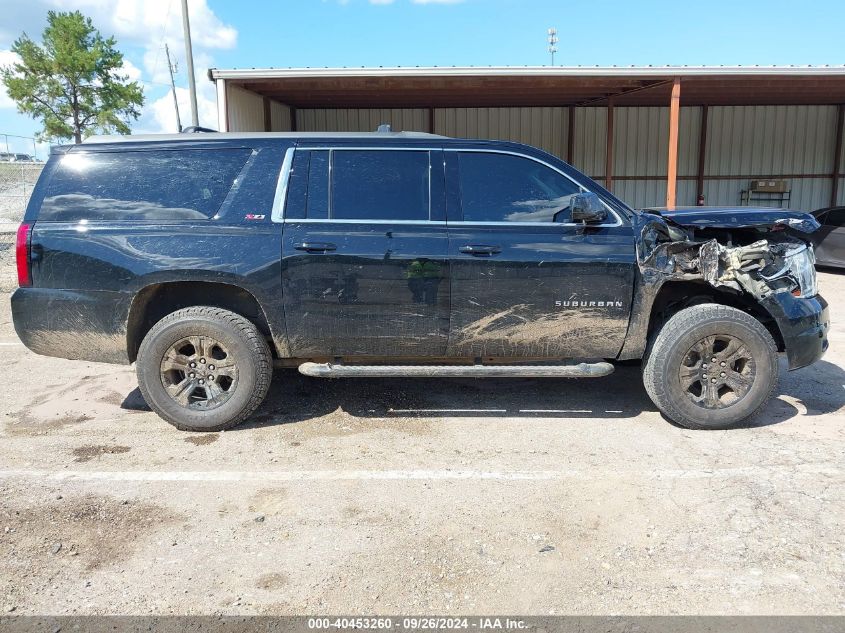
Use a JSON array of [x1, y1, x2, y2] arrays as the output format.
[[15, 223, 32, 287]]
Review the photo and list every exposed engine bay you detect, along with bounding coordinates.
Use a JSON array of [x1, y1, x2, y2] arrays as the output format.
[[635, 207, 820, 302]]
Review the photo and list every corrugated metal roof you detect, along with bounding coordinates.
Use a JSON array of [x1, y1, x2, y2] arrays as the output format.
[[209, 65, 845, 80], [210, 66, 845, 108]]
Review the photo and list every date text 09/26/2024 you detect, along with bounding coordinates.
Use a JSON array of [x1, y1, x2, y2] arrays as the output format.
[[307, 617, 528, 630]]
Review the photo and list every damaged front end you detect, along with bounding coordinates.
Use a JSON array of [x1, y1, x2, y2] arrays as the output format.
[[621, 207, 829, 369], [699, 239, 817, 299], [650, 236, 818, 302]]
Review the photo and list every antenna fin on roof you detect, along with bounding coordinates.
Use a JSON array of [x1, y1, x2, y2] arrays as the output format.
[[376, 123, 392, 133]]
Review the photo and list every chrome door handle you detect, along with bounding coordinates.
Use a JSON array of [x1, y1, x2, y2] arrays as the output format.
[[459, 244, 502, 256], [294, 242, 337, 253]]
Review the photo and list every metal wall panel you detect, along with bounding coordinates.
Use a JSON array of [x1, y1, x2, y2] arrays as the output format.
[[297, 108, 428, 133], [610, 180, 697, 209], [702, 105, 837, 210], [572, 107, 606, 179], [702, 178, 832, 211], [613, 106, 700, 177], [269, 100, 291, 132], [706, 105, 837, 175], [613, 180, 664, 209], [676, 180, 698, 209], [226, 84, 265, 132], [433, 107, 567, 159], [837, 178, 845, 206]]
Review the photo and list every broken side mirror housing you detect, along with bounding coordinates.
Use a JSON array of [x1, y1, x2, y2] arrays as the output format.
[[569, 192, 607, 224]]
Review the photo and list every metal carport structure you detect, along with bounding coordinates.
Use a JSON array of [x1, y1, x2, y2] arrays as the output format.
[[208, 66, 845, 211]]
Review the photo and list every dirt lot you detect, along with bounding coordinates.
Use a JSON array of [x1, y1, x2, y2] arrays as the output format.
[[0, 233, 15, 293], [1, 272, 843, 616]]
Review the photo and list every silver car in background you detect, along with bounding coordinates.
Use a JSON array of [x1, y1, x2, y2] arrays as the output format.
[[811, 207, 845, 268]]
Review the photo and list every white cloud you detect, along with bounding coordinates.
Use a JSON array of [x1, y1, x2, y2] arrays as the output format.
[[117, 58, 142, 82], [55, 0, 237, 50], [141, 84, 217, 134], [137, 51, 218, 134]]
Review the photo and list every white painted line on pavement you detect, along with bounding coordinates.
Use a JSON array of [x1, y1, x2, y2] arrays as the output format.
[[518, 409, 594, 413], [0, 466, 840, 483], [388, 409, 508, 414]]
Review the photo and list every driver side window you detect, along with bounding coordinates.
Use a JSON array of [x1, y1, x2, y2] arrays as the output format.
[[457, 151, 581, 223]]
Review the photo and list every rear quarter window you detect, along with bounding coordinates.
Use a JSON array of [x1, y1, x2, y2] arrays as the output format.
[[39, 148, 251, 221]]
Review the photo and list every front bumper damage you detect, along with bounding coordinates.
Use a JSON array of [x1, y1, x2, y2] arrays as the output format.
[[619, 210, 829, 369]]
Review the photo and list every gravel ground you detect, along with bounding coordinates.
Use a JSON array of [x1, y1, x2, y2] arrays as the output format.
[[0, 271, 843, 616], [0, 233, 15, 293]]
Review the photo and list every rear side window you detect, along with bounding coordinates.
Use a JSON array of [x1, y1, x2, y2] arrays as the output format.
[[457, 152, 581, 223], [40, 148, 251, 221], [330, 150, 429, 221]]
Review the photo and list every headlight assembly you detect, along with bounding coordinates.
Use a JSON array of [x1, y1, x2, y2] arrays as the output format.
[[761, 243, 817, 298]]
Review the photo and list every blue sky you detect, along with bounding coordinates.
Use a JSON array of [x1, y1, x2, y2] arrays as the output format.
[[1, 0, 844, 157]]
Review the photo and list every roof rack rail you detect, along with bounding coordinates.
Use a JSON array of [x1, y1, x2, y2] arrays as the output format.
[[181, 126, 218, 133]]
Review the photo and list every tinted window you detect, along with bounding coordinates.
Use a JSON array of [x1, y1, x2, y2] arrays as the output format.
[[307, 150, 329, 220], [283, 150, 310, 220], [40, 148, 251, 221], [825, 208, 845, 227], [330, 150, 429, 221], [457, 152, 581, 223]]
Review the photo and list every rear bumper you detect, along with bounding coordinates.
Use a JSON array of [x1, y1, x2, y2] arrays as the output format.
[[761, 292, 829, 370], [11, 287, 131, 364]]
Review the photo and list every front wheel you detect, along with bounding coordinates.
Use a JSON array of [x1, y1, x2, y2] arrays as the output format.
[[136, 306, 272, 432], [642, 304, 778, 430]]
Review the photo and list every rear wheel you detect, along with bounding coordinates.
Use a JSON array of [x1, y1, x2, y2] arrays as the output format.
[[136, 306, 272, 432], [643, 304, 778, 430]]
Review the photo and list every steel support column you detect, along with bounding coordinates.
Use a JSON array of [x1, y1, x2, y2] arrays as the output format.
[[215, 79, 228, 132], [831, 104, 844, 207], [263, 97, 271, 132], [666, 77, 682, 209], [696, 105, 708, 204], [605, 99, 614, 190]]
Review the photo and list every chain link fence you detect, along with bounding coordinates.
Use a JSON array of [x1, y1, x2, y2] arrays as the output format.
[[0, 162, 44, 227]]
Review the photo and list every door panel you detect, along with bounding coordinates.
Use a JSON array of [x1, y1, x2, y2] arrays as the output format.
[[281, 147, 449, 357], [447, 224, 636, 358], [445, 149, 636, 359], [282, 222, 448, 356]]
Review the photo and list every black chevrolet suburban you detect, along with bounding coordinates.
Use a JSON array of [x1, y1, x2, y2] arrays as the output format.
[[12, 131, 829, 432]]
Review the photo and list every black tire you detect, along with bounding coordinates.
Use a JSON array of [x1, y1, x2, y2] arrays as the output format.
[[642, 303, 778, 430], [136, 306, 272, 432]]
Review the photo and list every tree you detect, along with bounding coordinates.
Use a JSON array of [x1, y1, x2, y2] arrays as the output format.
[[1, 11, 144, 144]]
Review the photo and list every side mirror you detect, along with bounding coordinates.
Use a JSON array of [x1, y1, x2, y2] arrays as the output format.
[[569, 192, 607, 224]]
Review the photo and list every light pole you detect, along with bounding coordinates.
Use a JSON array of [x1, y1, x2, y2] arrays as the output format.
[[181, 0, 199, 127], [547, 28, 558, 66], [165, 43, 183, 132]]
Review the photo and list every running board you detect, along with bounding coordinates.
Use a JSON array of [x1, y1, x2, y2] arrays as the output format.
[[297, 361, 614, 379]]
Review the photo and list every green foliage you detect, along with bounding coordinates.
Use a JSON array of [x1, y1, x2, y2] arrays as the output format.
[[0, 10, 144, 143]]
